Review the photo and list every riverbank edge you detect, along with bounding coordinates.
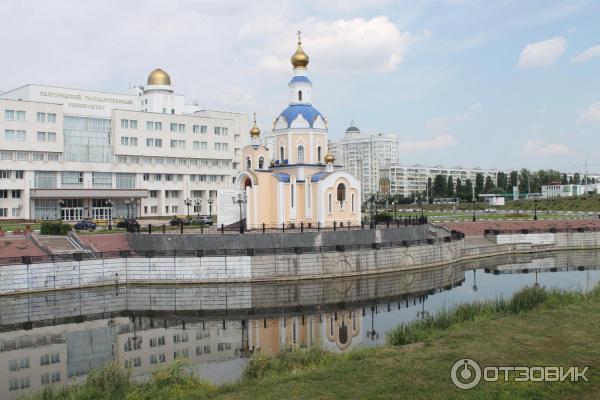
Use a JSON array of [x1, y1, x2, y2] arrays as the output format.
[[3, 238, 600, 297]]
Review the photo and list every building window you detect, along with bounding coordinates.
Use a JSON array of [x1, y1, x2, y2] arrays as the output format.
[[297, 145, 304, 163], [48, 113, 57, 123], [291, 184, 295, 208], [246, 156, 251, 170], [37, 112, 46, 123], [61, 171, 83, 186], [317, 146, 322, 162], [116, 173, 136, 189], [258, 156, 264, 169], [92, 172, 112, 187], [351, 193, 355, 213], [280, 146, 285, 162], [337, 183, 346, 203], [298, 90, 302, 101], [328, 193, 333, 214]]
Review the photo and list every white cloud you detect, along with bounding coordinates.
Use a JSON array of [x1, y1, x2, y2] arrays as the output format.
[[571, 45, 600, 63], [245, 16, 428, 73], [524, 139, 570, 156], [399, 133, 456, 151], [517, 37, 566, 69], [425, 103, 481, 132], [579, 102, 600, 123]]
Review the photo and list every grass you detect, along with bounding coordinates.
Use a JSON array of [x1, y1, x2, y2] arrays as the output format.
[[27, 285, 600, 400]]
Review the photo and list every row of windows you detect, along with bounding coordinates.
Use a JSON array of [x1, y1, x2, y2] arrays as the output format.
[[4, 129, 26, 141], [37, 131, 57, 142], [0, 207, 21, 217], [115, 155, 233, 168], [279, 145, 323, 163], [0, 170, 24, 179], [0, 150, 60, 161], [4, 110, 58, 123], [120, 119, 227, 135], [120, 137, 228, 151], [0, 189, 21, 198]]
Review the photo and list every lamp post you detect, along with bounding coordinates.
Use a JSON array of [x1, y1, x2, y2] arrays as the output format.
[[184, 198, 192, 219], [366, 306, 379, 341], [472, 269, 478, 292], [392, 201, 396, 222], [125, 199, 131, 219], [208, 198, 214, 222], [194, 199, 201, 218], [533, 198, 539, 221], [57, 199, 65, 221], [472, 199, 476, 222], [232, 193, 247, 233], [107, 199, 113, 230], [369, 196, 375, 227]]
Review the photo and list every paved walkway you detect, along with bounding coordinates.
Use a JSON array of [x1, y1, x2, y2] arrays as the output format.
[[0, 237, 45, 258], [439, 219, 600, 237], [77, 233, 130, 252]]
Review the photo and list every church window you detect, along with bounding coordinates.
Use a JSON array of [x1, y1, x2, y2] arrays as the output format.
[[280, 146, 285, 162], [246, 156, 251, 170], [328, 193, 332, 214], [298, 90, 302, 101], [297, 145, 304, 163], [258, 156, 264, 169], [351, 193, 355, 213], [317, 146, 322, 162], [337, 183, 346, 203], [291, 184, 295, 208]]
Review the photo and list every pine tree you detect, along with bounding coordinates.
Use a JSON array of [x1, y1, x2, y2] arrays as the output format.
[[446, 176, 454, 197]]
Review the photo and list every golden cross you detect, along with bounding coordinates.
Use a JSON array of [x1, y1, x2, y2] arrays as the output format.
[[297, 30, 302, 44]]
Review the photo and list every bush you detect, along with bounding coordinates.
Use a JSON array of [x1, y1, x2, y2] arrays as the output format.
[[374, 212, 394, 223], [40, 221, 72, 235]]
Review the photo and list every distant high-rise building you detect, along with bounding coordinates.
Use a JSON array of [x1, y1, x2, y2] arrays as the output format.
[[329, 122, 398, 199]]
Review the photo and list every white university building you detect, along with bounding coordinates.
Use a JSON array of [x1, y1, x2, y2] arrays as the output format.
[[329, 122, 501, 200], [0, 69, 249, 221]]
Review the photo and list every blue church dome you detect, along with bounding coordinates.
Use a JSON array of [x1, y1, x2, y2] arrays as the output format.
[[278, 104, 324, 128]]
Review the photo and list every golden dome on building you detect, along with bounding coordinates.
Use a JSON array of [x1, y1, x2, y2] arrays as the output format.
[[147, 68, 171, 86], [291, 31, 309, 68], [324, 152, 335, 163], [250, 112, 261, 137]]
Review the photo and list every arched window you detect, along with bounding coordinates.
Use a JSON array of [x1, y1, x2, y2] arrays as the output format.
[[291, 184, 295, 208], [280, 146, 285, 162], [258, 156, 264, 169], [351, 193, 355, 213], [297, 145, 304, 163], [328, 193, 333, 213], [337, 183, 346, 203], [298, 90, 303, 101], [246, 156, 251, 170], [317, 146, 322, 163]]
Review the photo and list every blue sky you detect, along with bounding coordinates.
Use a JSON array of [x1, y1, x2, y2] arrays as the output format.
[[1, 0, 599, 172]]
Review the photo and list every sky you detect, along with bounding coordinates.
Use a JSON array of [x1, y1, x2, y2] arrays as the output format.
[[1, 0, 599, 172]]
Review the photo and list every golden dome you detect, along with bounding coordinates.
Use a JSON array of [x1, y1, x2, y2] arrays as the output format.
[[147, 68, 171, 86], [250, 112, 261, 137], [291, 31, 309, 68], [324, 152, 335, 163]]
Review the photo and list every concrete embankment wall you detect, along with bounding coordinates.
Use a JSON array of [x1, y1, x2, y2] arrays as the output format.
[[127, 225, 431, 251], [492, 231, 600, 249]]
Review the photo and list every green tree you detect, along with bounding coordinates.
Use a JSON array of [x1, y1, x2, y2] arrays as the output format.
[[561, 173, 568, 184], [484, 176, 495, 193], [573, 173, 581, 184], [509, 171, 519, 191], [464, 179, 473, 201], [496, 172, 507, 192], [518, 169, 531, 194], [455, 178, 463, 198], [433, 175, 446, 197], [446, 176, 454, 197], [475, 173, 484, 197], [427, 177, 432, 202]]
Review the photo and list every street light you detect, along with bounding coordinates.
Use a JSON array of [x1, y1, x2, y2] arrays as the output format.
[[194, 199, 201, 218], [472, 199, 476, 222], [233, 193, 247, 233], [57, 199, 65, 221], [366, 306, 379, 341], [184, 198, 192, 219], [125, 199, 131, 219], [106, 199, 113, 230], [392, 201, 396, 222], [533, 198, 539, 221], [208, 198, 214, 221]]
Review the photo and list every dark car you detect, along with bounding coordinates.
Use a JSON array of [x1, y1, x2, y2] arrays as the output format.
[[116, 218, 140, 230], [74, 220, 97, 230], [192, 215, 213, 226], [169, 217, 192, 226]]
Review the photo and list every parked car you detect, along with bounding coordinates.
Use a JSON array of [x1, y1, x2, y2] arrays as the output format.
[[192, 215, 213, 226], [74, 219, 97, 230], [169, 217, 192, 226], [116, 218, 140, 230]]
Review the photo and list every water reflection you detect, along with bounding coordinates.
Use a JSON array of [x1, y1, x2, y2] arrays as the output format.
[[1, 250, 600, 398]]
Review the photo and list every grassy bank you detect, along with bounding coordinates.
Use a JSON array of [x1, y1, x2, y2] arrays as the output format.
[[29, 286, 600, 400]]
